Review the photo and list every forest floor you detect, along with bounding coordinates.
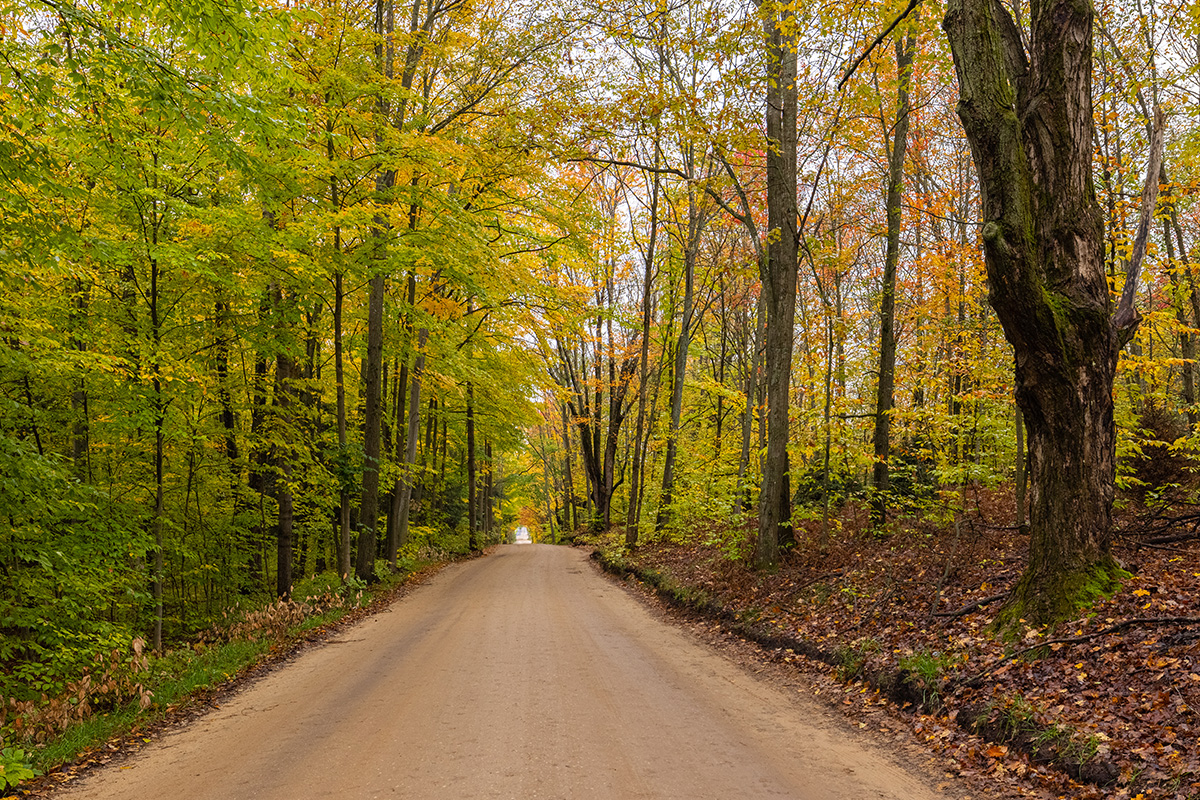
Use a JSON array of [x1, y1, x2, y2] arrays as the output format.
[[587, 488, 1200, 800]]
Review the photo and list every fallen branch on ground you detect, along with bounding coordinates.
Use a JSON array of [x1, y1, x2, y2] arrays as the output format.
[[931, 592, 1007, 619], [961, 616, 1200, 687]]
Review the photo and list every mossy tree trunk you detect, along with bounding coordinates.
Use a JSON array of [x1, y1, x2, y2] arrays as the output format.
[[943, 0, 1162, 627]]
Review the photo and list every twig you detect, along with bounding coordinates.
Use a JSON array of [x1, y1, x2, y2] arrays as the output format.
[[961, 616, 1200, 687], [1143, 530, 1200, 546], [791, 570, 843, 595], [1128, 541, 1197, 554], [931, 592, 1008, 619], [849, 585, 900, 630]]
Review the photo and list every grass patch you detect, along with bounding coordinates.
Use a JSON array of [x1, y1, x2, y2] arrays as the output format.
[[32, 638, 271, 772], [834, 638, 879, 681]]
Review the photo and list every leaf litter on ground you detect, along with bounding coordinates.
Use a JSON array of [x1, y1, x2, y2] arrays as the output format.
[[595, 489, 1200, 799]]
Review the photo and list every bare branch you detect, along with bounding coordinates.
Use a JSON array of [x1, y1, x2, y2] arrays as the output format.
[[1114, 106, 1166, 340], [837, 0, 923, 92]]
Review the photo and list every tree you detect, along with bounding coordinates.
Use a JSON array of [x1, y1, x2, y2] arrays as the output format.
[[355, 0, 397, 583], [943, 0, 1163, 626], [754, 0, 799, 569], [655, 161, 715, 531], [870, 31, 915, 527]]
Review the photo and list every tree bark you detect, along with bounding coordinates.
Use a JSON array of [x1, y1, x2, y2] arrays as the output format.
[[356, 270, 386, 581], [756, 0, 798, 569], [334, 269, 352, 579], [558, 340, 635, 532], [737, 287, 765, 509], [275, 327, 296, 600], [943, 0, 1163, 626], [485, 440, 494, 538], [1162, 190, 1198, 427], [1015, 403, 1027, 528], [386, 271, 419, 568], [391, 326, 427, 556], [467, 381, 478, 551], [358, 0, 399, 581], [214, 296, 239, 465], [561, 401, 574, 534], [625, 159, 660, 547], [656, 186, 703, 532], [870, 33, 915, 527]]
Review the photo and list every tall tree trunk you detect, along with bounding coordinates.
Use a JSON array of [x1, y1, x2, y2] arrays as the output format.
[[356, 269, 386, 581], [944, 0, 1163, 626], [820, 311, 834, 547], [275, 334, 295, 599], [715, 280, 728, 460], [152, 405, 164, 651], [391, 327, 428, 560], [334, 270, 352, 579], [385, 353, 408, 557], [1015, 403, 1027, 528], [327, 107, 353, 582], [656, 181, 705, 532], [561, 401, 574, 534], [756, 0, 798, 569], [214, 296, 239, 465], [560, 343, 635, 532], [420, 397, 437, 525], [1162, 188, 1198, 427], [485, 441, 494, 538], [148, 187, 166, 650], [540, 431, 557, 543], [870, 33, 915, 527], [357, 0, 397, 582], [247, 300, 271, 593], [625, 161, 660, 547], [737, 287, 765, 508], [380, 0, 438, 561], [1172, 205, 1200, 428], [467, 381, 478, 551]]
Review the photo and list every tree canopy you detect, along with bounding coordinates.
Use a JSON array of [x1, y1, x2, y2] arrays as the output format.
[[1, 0, 1196, 757]]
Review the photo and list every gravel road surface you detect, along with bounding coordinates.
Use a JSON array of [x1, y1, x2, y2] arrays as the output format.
[[54, 544, 958, 799]]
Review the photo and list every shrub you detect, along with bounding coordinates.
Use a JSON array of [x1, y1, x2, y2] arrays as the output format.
[[0, 638, 152, 745]]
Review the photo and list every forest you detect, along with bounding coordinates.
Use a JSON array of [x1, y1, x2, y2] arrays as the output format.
[[1, 0, 1198, 793]]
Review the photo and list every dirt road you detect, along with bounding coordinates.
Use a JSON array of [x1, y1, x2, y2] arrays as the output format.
[[56, 545, 960, 799]]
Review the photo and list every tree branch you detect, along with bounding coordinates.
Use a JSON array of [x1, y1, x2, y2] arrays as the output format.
[[931, 592, 1007, 618], [838, 0, 923, 92], [963, 615, 1200, 686], [1114, 106, 1166, 342], [989, 0, 1028, 82]]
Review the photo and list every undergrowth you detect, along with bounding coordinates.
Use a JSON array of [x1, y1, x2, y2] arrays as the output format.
[[1, 558, 434, 790]]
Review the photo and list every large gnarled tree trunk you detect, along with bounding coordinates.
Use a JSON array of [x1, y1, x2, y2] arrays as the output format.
[[943, 0, 1162, 626]]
